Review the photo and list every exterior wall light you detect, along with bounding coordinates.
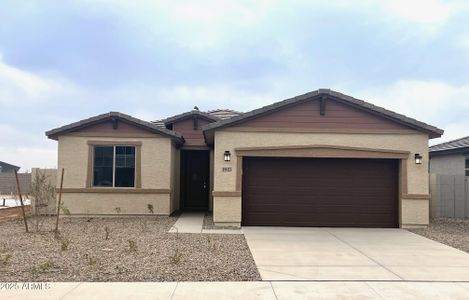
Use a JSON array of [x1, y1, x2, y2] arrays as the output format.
[[224, 150, 231, 162], [415, 153, 423, 164]]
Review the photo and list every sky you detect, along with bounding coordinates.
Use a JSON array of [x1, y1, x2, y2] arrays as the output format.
[[1, 0, 469, 172]]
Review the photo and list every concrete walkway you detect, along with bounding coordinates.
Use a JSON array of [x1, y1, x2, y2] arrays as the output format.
[[169, 212, 205, 233], [168, 212, 242, 234], [3, 281, 469, 299], [243, 227, 469, 281]]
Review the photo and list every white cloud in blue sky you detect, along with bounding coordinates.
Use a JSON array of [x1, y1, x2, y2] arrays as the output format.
[[0, 0, 468, 170]]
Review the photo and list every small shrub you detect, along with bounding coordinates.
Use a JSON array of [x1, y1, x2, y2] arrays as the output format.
[[60, 239, 70, 251], [138, 219, 148, 232], [1, 254, 12, 265], [37, 261, 54, 273], [147, 204, 154, 214], [127, 240, 137, 252], [114, 265, 125, 274], [206, 235, 219, 252], [61, 206, 72, 224], [31, 169, 55, 216], [14, 216, 24, 224], [83, 254, 97, 266], [61, 206, 71, 216], [169, 249, 183, 265], [104, 226, 110, 240], [53, 229, 61, 239], [31, 216, 47, 232]]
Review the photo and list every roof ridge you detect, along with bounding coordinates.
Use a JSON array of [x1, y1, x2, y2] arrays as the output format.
[[206, 108, 243, 113]]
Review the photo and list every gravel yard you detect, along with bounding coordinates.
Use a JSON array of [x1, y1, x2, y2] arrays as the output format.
[[408, 217, 469, 253], [0, 216, 260, 282]]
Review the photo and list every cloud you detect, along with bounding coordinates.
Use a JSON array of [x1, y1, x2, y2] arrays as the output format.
[[0, 54, 77, 106], [382, 0, 458, 24], [352, 80, 469, 144], [1, 0, 468, 170]]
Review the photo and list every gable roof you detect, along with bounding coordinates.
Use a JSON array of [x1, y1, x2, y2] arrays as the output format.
[[203, 89, 444, 139], [0, 161, 20, 173], [46, 112, 184, 143], [162, 108, 220, 125], [429, 136, 469, 154], [152, 109, 243, 128]]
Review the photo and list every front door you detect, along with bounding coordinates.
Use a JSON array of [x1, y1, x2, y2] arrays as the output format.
[[180, 150, 210, 210]]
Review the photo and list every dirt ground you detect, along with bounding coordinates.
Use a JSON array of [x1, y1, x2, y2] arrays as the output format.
[[0, 216, 260, 282], [408, 217, 469, 253]]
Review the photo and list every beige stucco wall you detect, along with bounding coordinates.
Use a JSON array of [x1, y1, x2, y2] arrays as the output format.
[[57, 135, 173, 215], [58, 135, 172, 189], [213, 130, 430, 227], [60, 193, 170, 215], [401, 199, 429, 226]]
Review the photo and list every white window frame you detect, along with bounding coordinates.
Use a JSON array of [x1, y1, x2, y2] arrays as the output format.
[[92, 145, 137, 188]]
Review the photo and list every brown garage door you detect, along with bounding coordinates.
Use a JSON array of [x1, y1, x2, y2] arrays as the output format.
[[242, 157, 399, 228]]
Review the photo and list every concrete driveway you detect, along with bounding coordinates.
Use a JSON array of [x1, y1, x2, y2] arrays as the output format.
[[243, 227, 469, 281]]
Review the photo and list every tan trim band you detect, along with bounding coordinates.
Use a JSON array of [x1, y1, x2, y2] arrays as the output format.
[[59, 188, 171, 194], [402, 194, 430, 200], [212, 191, 241, 197], [235, 145, 410, 159], [87, 141, 143, 146]]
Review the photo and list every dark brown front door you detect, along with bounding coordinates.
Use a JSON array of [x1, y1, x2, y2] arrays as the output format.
[[242, 157, 398, 227], [181, 150, 210, 210]]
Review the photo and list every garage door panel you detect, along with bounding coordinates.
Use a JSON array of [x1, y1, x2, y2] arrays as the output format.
[[242, 157, 398, 228]]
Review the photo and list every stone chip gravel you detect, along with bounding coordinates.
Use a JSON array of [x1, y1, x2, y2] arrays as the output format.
[[0, 216, 260, 282], [408, 217, 469, 253]]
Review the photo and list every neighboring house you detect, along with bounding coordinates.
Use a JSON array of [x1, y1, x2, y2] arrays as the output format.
[[429, 136, 469, 176], [0, 161, 20, 173], [46, 89, 443, 228], [429, 136, 469, 219]]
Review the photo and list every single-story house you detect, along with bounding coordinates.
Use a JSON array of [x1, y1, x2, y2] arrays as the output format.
[[46, 89, 443, 228], [430, 136, 469, 176], [0, 161, 20, 173]]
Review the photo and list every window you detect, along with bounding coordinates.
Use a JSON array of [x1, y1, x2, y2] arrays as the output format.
[[93, 145, 136, 187], [465, 157, 469, 176]]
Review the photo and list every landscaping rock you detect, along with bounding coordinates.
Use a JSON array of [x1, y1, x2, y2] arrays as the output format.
[[408, 217, 469, 253], [0, 216, 260, 281]]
